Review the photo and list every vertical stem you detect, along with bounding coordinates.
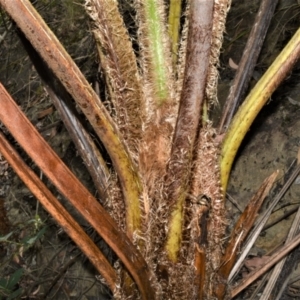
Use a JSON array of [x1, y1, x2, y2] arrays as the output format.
[[144, 0, 169, 102], [164, 0, 214, 262], [86, 0, 145, 154], [135, 0, 172, 105]]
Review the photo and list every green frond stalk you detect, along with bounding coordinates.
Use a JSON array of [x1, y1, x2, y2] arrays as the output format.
[[135, 0, 171, 105], [145, 0, 168, 102]]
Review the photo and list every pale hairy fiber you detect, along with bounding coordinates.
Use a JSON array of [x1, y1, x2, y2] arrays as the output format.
[[206, 0, 232, 105], [190, 124, 226, 298], [136, 0, 177, 212], [85, 0, 145, 159], [134, 0, 173, 107], [174, 1, 189, 105]]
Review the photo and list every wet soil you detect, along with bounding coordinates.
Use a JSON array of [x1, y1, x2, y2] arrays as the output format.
[[0, 0, 300, 299]]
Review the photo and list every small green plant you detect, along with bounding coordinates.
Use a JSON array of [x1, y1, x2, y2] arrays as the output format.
[[0, 216, 46, 299], [0, 268, 24, 300], [0, 216, 46, 248]]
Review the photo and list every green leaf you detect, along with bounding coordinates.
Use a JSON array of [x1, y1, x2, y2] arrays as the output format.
[[7, 268, 23, 290], [0, 277, 8, 289], [0, 232, 13, 242], [21, 226, 47, 246], [7, 288, 23, 300]]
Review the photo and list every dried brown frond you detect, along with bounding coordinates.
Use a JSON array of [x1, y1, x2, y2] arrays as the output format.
[[215, 171, 278, 299]]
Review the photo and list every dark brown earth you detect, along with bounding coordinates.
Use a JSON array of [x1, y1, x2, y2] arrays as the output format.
[[0, 0, 300, 299], [220, 0, 300, 230], [219, 0, 300, 298]]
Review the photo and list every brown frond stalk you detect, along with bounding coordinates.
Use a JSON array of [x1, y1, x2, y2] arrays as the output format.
[[164, 0, 214, 262], [17, 29, 111, 204], [0, 82, 155, 299], [190, 124, 225, 298], [193, 196, 211, 299], [0, 131, 117, 291], [194, 245, 206, 300], [0, 0, 143, 239]]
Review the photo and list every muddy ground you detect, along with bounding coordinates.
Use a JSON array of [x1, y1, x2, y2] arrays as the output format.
[[0, 0, 300, 299]]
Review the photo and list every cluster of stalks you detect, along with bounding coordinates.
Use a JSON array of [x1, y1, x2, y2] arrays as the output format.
[[0, 0, 300, 299]]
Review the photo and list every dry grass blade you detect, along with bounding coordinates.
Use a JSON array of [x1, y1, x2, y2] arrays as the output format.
[[215, 170, 278, 298], [0, 131, 117, 291], [261, 162, 300, 298], [0, 82, 155, 299], [260, 207, 300, 298], [231, 232, 300, 298], [0, 0, 143, 239], [229, 163, 300, 282]]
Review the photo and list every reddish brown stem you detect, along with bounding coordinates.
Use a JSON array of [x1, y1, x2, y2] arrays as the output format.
[[0, 131, 117, 291], [16, 29, 111, 202], [0, 82, 155, 300], [0, 0, 142, 240], [194, 245, 206, 300]]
